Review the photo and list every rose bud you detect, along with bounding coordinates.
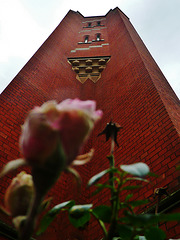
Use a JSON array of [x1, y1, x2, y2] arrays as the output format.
[[4, 171, 34, 218], [20, 98, 102, 167]]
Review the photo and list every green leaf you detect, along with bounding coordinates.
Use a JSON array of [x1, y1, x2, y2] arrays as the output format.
[[145, 227, 166, 240], [69, 211, 90, 228], [122, 185, 142, 190], [69, 204, 92, 228], [123, 213, 159, 227], [125, 194, 133, 201], [120, 163, 150, 177], [48, 200, 75, 216], [69, 204, 92, 218], [176, 165, 180, 170], [159, 213, 180, 222], [124, 213, 180, 228], [92, 205, 112, 223], [36, 200, 75, 235], [96, 183, 114, 190], [119, 202, 128, 209], [88, 169, 111, 186], [148, 172, 159, 177], [128, 199, 149, 207], [126, 177, 149, 183], [138, 237, 147, 240], [92, 183, 114, 196], [38, 197, 52, 214], [116, 224, 133, 239]]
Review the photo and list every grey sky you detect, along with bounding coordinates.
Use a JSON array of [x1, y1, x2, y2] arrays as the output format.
[[0, 0, 179, 98]]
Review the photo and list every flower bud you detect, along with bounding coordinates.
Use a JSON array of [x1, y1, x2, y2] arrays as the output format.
[[4, 171, 34, 218], [20, 99, 103, 167]]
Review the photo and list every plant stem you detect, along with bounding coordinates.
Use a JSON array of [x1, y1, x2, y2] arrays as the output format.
[[110, 138, 115, 155], [108, 154, 115, 203], [107, 138, 118, 239], [18, 189, 43, 240], [91, 211, 108, 238]]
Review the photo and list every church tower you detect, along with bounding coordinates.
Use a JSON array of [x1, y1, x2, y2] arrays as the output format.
[[0, 7, 179, 239]]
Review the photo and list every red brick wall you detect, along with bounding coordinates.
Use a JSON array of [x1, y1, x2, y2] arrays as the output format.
[[0, 8, 179, 240]]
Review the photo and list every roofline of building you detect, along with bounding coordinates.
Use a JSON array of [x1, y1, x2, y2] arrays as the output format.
[[69, 7, 129, 20]]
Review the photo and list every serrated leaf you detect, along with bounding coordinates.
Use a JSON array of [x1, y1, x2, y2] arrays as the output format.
[[120, 163, 150, 177], [36, 200, 75, 235], [93, 205, 112, 223], [145, 227, 166, 240]]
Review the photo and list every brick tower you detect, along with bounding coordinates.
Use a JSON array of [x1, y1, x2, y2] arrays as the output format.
[[0, 7, 179, 240]]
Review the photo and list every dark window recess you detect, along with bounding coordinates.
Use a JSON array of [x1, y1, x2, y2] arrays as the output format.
[[84, 35, 89, 43], [96, 34, 101, 41], [97, 21, 101, 26], [88, 22, 92, 27]]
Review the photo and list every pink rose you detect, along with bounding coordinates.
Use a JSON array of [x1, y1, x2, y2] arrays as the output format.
[[20, 99, 103, 166]]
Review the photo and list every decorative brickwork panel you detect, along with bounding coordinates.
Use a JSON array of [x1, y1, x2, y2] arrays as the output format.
[[68, 56, 110, 83]]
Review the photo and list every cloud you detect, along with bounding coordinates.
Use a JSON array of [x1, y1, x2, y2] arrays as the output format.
[[0, 0, 48, 93], [0, 0, 46, 62]]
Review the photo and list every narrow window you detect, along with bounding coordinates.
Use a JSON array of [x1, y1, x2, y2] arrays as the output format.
[[97, 21, 101, 26], [88, 22, 92, 27], [96, 33, 101, 41], [84, 35, 89, 43]]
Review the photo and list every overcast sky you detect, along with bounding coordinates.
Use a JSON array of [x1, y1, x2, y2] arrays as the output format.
[[0, 0, 180, 98]]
